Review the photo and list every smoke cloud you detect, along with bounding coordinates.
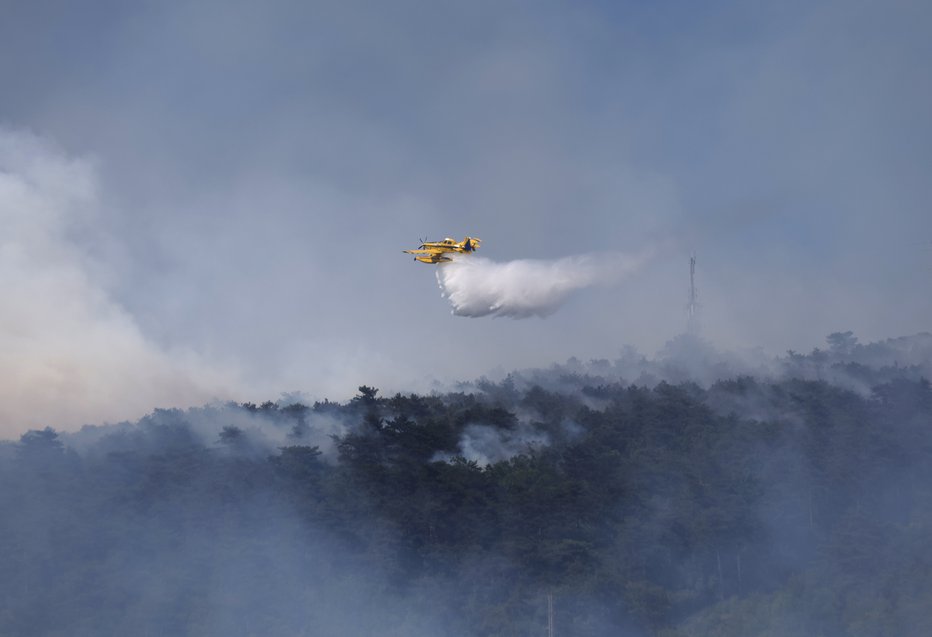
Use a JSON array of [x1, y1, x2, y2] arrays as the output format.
[[433, 422, 550, 467], [435, 250, 654, 318], [0, 128, 235, 434]]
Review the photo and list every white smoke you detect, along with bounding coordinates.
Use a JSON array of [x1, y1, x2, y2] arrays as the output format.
[[435, 250, 654, 318], [433, 422, 550, 467], [0, 128, 236, 435]]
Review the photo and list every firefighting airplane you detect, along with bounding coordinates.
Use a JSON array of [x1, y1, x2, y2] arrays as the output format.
[[403, 236, 481, 264]]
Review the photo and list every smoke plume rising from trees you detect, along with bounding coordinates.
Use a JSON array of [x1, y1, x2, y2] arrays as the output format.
[[0, 128, 235, 433]]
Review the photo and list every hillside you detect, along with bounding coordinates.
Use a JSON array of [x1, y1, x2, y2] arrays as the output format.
[[1, 333, 931, 636]]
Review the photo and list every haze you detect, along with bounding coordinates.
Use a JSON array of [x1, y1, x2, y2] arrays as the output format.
[[1, 0, 930, 434]]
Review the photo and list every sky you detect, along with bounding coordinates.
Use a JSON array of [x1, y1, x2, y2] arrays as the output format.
[[1, 0, 930, 433]]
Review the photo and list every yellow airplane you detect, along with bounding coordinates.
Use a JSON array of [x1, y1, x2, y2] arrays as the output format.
[[404, 236, 482, 264]]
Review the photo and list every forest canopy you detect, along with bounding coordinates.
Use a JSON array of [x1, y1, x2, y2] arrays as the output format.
[[1, 333, 931, 636]]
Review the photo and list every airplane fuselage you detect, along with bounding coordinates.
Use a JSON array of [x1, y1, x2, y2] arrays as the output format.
[[404, 236, 481, 264]]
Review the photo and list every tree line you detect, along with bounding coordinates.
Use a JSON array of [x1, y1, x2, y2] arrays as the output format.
[[1, 337, 931, 636]]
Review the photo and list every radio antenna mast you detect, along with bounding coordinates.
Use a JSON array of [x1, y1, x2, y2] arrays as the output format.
[[686, 254, 700, 335]]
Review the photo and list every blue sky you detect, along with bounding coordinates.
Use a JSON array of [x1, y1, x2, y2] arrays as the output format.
[[1, 0, 930, 432]]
